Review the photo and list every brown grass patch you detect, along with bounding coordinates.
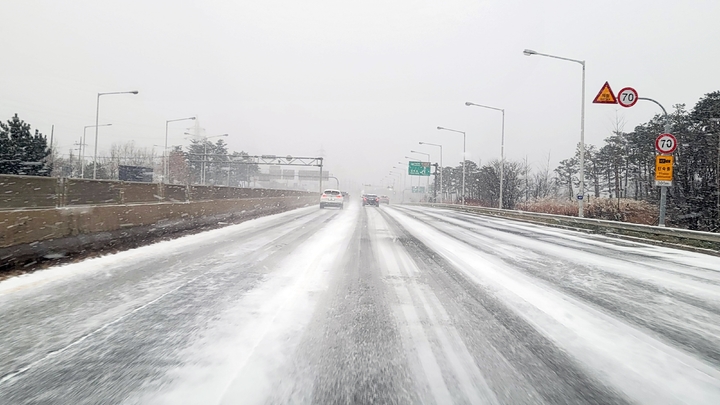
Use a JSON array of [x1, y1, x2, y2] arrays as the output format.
[[520, 197, 658, 225]]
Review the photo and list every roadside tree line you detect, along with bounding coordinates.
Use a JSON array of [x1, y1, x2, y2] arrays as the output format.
[[50, 138, 259, 187], [433, 91, 720, 231], [0, 114, 259, 187]]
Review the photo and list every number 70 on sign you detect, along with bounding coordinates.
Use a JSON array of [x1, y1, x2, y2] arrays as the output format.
[[618, 87, 638, 108]]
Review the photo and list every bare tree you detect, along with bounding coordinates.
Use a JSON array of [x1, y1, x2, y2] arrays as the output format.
[[101, 141, 158, 180]]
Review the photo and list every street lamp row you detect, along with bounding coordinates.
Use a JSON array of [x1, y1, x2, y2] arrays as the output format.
[[90, 91, 229, 186], [428, 48, 583, 216]]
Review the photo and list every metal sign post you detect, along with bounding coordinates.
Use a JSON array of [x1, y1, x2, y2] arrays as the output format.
[[637, 97, 673, 227]]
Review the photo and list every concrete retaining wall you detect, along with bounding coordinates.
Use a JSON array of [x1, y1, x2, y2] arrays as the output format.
[[0, 195, 318, 268], [0, 174, 313, 209]]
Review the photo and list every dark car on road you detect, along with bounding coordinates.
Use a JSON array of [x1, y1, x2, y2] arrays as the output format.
[[363, 194, 380, 207]]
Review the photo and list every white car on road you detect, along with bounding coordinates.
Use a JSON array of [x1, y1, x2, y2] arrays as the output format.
[[320, 189, 344, 209]]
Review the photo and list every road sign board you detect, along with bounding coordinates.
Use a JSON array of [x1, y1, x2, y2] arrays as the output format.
[[655, 155, 674, 183], [576, 194, 584, 200], [411, 186, 426, 193], [592, 81, 617, 104], [617, 87, 638, 108], [655, 133, 677, 154], [408, 161, 431, 176]]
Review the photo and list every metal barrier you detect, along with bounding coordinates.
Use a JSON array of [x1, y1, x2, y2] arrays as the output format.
[[421, 203, 720, 253]]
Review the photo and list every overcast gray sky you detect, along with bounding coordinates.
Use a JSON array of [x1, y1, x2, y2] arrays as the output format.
[[2, 0, 719, 190]]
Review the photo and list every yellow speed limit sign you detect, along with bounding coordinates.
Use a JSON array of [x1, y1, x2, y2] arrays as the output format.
[[655, 155, 674, 186]]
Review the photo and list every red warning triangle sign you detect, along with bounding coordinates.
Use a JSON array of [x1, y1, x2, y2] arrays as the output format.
[[593, 81, 617, 104]]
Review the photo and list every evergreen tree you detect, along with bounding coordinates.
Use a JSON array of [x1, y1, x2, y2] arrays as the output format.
[[0, 114, 52, 176]]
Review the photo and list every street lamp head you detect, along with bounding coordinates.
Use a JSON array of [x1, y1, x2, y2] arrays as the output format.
[[130, 91, 139, 94], [523, 49, 537, 56], [437, 126, 443, 130], [464, 102, 473, 106]]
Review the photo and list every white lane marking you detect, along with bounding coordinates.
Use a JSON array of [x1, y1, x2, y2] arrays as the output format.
[[0, 207, 327, 387], [400, 206, 720, 304], [0, 271, 203, 385], [414, 284, 499, 405], [386, 207, 720, 405], [137, 206, 359, 405], [367, 209, 453, 402], [394, 285, 454, 404], [217, 254, 324, 405], [404, 205, 720, 273], [370, 209, 499, 404]]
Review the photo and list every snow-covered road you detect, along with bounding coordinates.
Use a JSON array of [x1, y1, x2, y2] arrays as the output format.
[[1, 202, 719, 404]]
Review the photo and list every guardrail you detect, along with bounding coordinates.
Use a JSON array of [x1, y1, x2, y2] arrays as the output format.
[[420, 203, 720, 254]]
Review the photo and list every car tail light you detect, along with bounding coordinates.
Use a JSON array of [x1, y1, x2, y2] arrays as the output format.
[[322, 194, 327, 197], [336, 195, 342, 198]]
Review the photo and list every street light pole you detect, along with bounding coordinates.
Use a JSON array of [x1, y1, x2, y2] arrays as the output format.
[[165, 116, 196, 183], [82, 124, 111, 178], [437, 126, 466, 205], [420, 142, 443, 202], [465, 102, 505, 209], [93, 90, 139, 179], [524, 49, 586, 217]]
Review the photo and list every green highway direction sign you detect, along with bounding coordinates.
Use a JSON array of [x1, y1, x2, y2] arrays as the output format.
[[408, 161, 431, 176]]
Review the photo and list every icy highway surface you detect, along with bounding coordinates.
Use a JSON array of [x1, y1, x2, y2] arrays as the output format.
[[2, 202, 720, 404]]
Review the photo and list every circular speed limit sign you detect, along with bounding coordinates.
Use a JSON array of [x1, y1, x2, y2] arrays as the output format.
[[655, 133, 677, 154], [617, 87, 638, 107]]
